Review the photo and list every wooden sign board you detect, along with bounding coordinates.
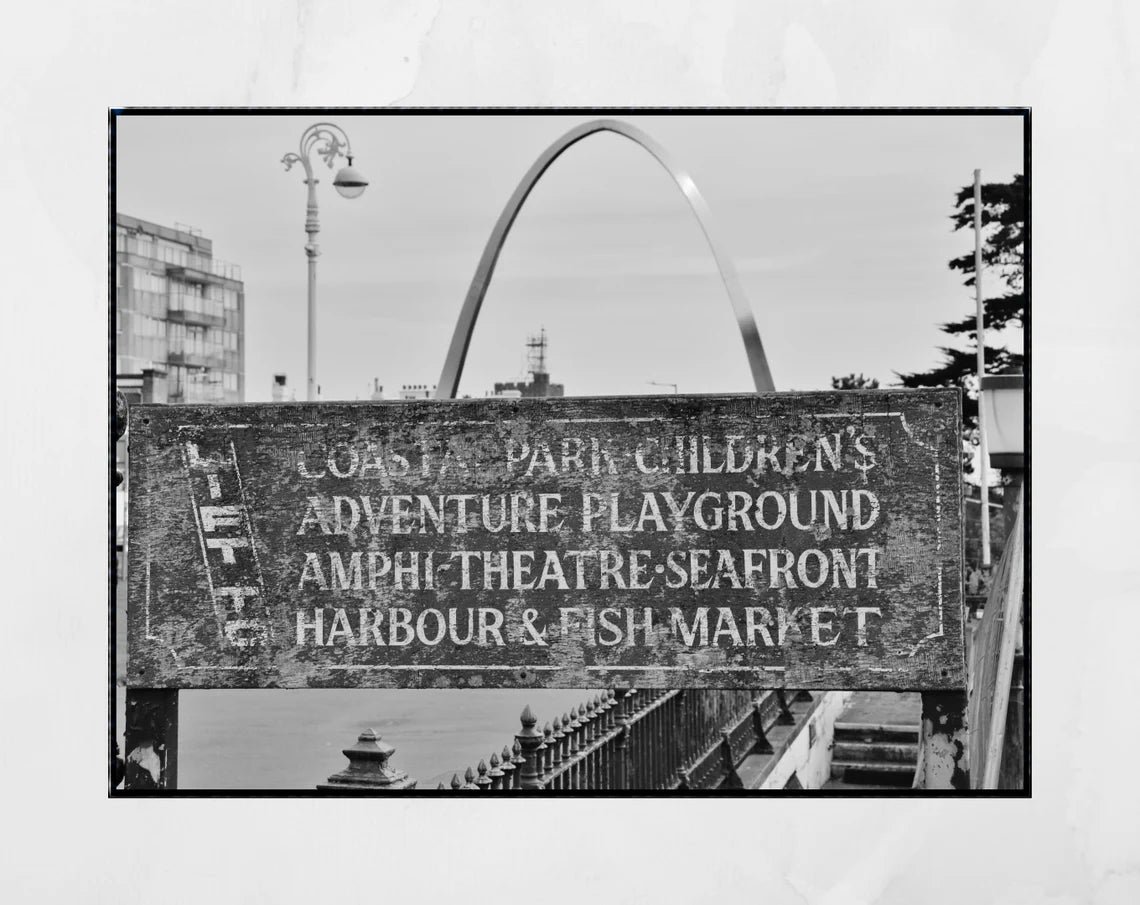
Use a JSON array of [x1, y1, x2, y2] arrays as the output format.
[[127, 390, 965, 690]]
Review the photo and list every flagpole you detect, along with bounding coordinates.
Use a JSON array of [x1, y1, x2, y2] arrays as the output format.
[[974, 168, 992, 569]]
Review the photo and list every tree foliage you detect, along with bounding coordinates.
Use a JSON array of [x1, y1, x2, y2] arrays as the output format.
[[896, 174, 1026, 470], [831, 373, 880, 390], [942, 173, 1026, 339]]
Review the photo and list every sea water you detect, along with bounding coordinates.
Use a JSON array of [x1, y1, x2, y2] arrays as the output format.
[[115, 687, 593, 790]]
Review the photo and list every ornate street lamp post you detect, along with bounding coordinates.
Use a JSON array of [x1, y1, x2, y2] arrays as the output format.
[[282, 123, 368, 401]]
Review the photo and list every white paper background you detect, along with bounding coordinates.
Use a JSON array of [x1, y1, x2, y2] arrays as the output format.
[[1, 1, 1138, 903]]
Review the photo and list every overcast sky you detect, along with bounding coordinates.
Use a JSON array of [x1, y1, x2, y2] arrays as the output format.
[[115, 113, 1024, 402]]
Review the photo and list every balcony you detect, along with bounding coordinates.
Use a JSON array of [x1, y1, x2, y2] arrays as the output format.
[[166, 350, 225, 369], [166, 253, 242, 286], [166, 263, 224, 286], [166, 308, 225, 328]]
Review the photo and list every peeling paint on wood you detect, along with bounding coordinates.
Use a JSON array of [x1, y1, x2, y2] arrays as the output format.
[[915, 690, 970, 789], [123, 688, 179, 790], [127, 390, 964, 691]]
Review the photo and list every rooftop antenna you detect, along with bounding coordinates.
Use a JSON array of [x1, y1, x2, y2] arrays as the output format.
[[525, 327, 548, 378]]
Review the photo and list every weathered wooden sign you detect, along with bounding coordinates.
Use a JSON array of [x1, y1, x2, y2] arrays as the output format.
[[127, 390, 965, 690]]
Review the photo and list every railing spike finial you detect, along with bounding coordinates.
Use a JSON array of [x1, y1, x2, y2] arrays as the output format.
[[476, 759, 492, 790], [601, 691, 616, 730], [550, 715, 567, 781], [498, 744, 518, 789], [488, 751, 505, 790], [515, 707, 546, 790], [542, 722, 555, 777], [582, 698, 597, 743], [450, 773, 462, 790], [510, 739, 526, 783], [567, 707, 583, 758]]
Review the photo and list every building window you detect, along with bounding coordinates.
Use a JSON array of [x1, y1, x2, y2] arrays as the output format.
[[132, 313, 165, 338], [125, 268, 166, 294], [157, 239, 192, 265], [134, 236, 156, 259]]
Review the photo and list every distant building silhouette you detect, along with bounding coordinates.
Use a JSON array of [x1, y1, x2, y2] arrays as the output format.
[[492, 328, 564, 398], [116, 214, 245, 403], [399, 384, 435, 400]]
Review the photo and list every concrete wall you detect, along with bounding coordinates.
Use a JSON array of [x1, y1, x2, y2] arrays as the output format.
[[761, 690, 852, 789]]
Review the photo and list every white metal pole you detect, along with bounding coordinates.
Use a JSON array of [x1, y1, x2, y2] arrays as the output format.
[[307, 256, 317, 401], [974, 169, 992, 568], [284, 123, 363, 403], [305, 175, 320, 402]]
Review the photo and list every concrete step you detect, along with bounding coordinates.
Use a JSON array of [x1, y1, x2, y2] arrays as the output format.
[[832, 739, 919, 764], [833, 722, 918, 745], [830, 771, 914, 789], [823, 780, 909, 791], [831, 760, 916, 784]]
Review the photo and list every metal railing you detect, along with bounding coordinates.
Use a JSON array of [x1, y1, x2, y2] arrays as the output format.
[[431, 686, 807, 791]]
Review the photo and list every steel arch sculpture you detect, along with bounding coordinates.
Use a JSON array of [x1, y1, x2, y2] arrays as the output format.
[[435, 119, 776, 399]]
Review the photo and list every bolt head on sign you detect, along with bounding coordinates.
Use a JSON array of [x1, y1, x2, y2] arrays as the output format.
[[126, 390, 965, 691]]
